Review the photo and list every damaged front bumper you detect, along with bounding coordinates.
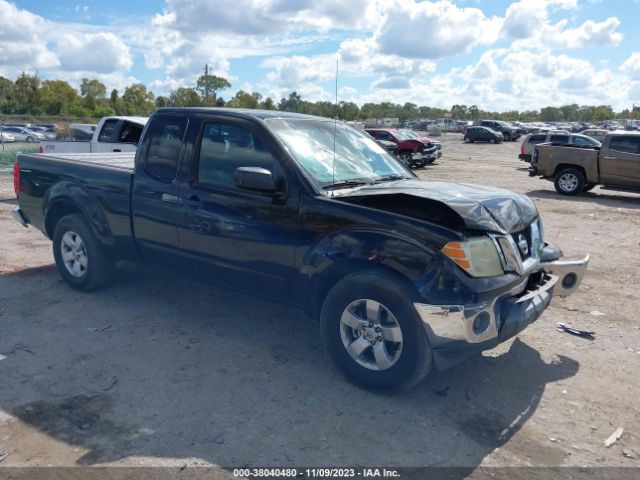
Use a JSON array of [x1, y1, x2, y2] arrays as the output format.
[[414, 254, 589, 369]]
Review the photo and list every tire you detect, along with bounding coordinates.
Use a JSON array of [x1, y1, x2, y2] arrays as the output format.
[[26, 136, 35, 143], [320, 270, 433, 391], [464, 137, 471, 143], [554, 168, 585, 196], [489, 138, 496, 144], [583, 183, 597, 192], [52, 213, 115, 291]]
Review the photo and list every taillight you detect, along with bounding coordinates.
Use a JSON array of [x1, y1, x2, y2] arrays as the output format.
[[520, 142, 524, 155], [13, 161, 20, 196]]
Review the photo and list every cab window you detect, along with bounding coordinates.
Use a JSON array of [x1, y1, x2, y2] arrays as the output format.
[[609, 136, 640, 154], [144, 116, 187, 181], [197, 122, 275, 189]]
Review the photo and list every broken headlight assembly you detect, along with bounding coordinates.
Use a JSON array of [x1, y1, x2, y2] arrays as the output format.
[[441, 237, 504, 277]]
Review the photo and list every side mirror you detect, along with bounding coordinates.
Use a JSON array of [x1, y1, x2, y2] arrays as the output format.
[[234, 167, 277, 192]]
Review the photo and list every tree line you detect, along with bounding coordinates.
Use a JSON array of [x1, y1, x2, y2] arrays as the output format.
[[0, 72, 636, 123]]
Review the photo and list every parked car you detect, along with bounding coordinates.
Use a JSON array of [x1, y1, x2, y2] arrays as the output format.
[[581, 129, 609, 143], [28, 126, 56, 140], [40, 117, 147, 154], [365, 128, 438, 168], [529, 132, 640, 195], [464, 126, 503, 144], [1, 126, 45, 143], [398, 129, 442, 158], [519, 132, 601, 162], [12, 107, 588, 391], [1, 131, 16, 143], [375, 139, 400, 159], [477, 120, 520, 141]]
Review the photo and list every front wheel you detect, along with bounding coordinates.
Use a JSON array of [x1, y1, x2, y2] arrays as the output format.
[[464, 137, 471, 143], [26, 136, 35, 143], [554, 168, 585, 196], [52, 214, 115, 291], [320, 270, 433, 391]]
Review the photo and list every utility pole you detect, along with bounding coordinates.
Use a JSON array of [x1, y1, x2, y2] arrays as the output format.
[[204, 64, 209, 105]]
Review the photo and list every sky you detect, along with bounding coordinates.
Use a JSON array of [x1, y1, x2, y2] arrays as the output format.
[[1, 0, 640, 112]]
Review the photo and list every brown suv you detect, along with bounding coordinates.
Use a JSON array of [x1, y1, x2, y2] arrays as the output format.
[[529, 132, 640, 195]]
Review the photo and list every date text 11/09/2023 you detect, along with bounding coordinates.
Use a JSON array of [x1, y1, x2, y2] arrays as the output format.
[[232, 468, 400, 478]]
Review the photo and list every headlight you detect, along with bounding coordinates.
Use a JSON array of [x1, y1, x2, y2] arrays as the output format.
[[441, 237, 504, 277]]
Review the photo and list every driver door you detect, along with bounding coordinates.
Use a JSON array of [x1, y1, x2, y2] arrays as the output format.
[[177, 117, 301, 301]]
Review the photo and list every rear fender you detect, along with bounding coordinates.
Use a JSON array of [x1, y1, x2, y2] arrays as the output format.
[[44, 181, 114, 248]]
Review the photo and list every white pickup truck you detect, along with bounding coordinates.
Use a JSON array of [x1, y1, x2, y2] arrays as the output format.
[[39, 116, 148, 154]]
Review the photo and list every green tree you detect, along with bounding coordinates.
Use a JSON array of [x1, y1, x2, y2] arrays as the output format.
[[122, 83, 155, 115], [169, 87, 202, 107], [40, 79, 79, 115], [196, 75, 231, 105], [227, 90, 262, 109], [260, 97, 276, 110], [278, 92, 304, 113], [0, 76, 17, 113], [13, 72, 43, 114], [540, 106, 562, 122], [593, 105, 614, 122]]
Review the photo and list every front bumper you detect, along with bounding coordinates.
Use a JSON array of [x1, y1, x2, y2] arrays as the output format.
[[414, 254, 589, 369]]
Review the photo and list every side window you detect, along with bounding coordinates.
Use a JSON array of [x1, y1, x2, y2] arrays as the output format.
[[572, 136, 592, 146], [98, 119, 119, 142], [609, 137, 640, 154], [119, 121, 143, 144], [145, 116, 187, 181], [197, 122, 275, 189], [377, 132, 390, 141], [550, 135, 569, 144], [529, 134, 546, 143]]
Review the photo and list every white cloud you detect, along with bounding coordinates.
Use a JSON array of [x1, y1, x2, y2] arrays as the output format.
[[376, 0, 502, 59], [544, 17, 623, 48], [0, 0, 59, 74], [55, 32, 133, 73], [621, 53, 640, 80]]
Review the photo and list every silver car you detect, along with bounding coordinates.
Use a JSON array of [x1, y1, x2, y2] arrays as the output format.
[[1, 131, 16, 143], [519, 132, 600, 162], [1, 126, 46, 143]]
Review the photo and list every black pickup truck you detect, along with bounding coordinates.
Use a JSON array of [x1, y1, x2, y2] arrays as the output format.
[[13, 108, 589, 391]]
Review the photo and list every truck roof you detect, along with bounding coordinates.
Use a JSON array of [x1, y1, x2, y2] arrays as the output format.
[[154, 107, 325, 122]]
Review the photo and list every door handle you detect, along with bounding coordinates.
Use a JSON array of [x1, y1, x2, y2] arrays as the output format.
[[113, 148, 121, 152], [603, 156, 616, 160]]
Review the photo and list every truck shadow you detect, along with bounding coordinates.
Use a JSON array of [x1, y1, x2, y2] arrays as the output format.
[[0, 264, 579, 468], [527, 189, 640, 209]]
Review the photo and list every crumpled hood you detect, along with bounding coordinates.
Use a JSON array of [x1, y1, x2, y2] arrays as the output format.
[[342, 179, 538, 234]]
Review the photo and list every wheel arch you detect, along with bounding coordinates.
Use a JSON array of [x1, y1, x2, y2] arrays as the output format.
[[297, 229, 437, 319], [553, 163, 586, 179], [44, 183, 115, 249]]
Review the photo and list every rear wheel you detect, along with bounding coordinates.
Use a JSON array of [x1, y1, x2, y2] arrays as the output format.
[[554, 168, 585, 196], [26, 136, 35, 143], [320, 270, 433, 391], [489, 138, 496, 144], [52, 214, 115, 291]]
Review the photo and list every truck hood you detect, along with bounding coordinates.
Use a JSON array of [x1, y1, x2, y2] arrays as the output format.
[[338, 179, 538, 234]]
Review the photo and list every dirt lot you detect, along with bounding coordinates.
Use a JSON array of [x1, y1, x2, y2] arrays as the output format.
[[1, 135, 639, 472]]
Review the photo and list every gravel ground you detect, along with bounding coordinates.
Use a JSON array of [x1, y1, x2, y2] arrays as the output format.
[[0, 134, 639, 471]]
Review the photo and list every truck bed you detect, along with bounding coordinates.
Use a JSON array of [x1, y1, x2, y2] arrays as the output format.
[[35, 152, 135, 171]]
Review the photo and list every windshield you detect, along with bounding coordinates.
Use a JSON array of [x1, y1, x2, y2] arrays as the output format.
[[399, 129, 419, 139], [267, 119, 411, 187]]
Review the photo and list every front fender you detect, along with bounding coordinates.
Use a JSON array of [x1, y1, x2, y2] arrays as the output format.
[[44, 182, 114, 248], [297, 227, 438, 317]]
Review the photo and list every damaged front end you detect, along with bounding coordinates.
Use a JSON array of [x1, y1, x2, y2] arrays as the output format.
[[335, 179, 589, 370]]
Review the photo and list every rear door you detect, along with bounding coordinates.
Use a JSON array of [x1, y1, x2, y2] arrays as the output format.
[[176, 115, 300, 301], [131, 114, 188, 269], [599, 135, 640, 186]]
